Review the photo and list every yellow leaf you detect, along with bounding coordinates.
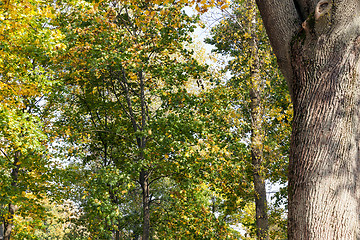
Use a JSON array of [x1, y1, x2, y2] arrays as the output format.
[[195, 4, 200, 12], [220, 4, 228, 10]]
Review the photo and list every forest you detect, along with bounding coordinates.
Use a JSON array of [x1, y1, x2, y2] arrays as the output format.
[[2, 0, 295, 239]]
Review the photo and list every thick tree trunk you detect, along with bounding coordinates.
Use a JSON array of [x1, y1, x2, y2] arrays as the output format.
[[288, 13, 360, 239], [256, 0, 360, 239], [140, 170, 150, 240]]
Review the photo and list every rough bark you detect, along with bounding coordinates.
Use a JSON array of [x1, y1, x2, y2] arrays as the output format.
[[256, 0, 360, 239], [249, 2, 269, 239]]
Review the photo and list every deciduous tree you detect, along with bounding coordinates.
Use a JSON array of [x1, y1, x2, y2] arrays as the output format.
[[206, 0, 291, 238], [53, 1, 240, 239]]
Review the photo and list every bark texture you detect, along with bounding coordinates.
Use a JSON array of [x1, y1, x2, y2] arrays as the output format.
[[256, 0, 360, 239]]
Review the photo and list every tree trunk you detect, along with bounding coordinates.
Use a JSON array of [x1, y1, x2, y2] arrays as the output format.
[[140, 170, 150, 240], [114, 229, 120, 240], [3, 204, 16, 240], [256, 0, 360, 238], [249, 2, 269, 239], [247, 2, 269, 239], [251, 146, 269, 240], [288, 13, 360, 239], [3, 152, 20, 240]]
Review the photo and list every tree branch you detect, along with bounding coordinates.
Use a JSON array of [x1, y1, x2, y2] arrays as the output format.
[[0, 148, 10, 161], [255, 0, 302, 98]]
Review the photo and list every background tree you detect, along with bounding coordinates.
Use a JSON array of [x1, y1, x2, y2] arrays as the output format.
[[206, 0, 291, 238], [51, 0, 242, 239]]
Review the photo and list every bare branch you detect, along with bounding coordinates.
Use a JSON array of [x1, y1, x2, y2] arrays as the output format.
[[0, 148, 11, 161]]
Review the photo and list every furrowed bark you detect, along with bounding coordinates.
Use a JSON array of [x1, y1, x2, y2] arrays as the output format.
[[289, 3, 360, 238], [257, 0, 360, 238], [294, 0, 317, 20]]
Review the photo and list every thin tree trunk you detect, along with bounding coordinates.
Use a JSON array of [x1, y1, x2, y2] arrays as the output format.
[[3, 204, 16, 240], [249, 61, 269, 239], [140, 170, 150, 240], [3, 152, 20, 240], [249, 2, 269, 239], [138, 67, 151, 240], [250, 59, 269, 240], [250, 109, 269, 240]]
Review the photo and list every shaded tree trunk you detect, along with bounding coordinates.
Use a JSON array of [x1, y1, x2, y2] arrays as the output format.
[[251, 133, 269, 240], [256, 0, 360, 238]]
